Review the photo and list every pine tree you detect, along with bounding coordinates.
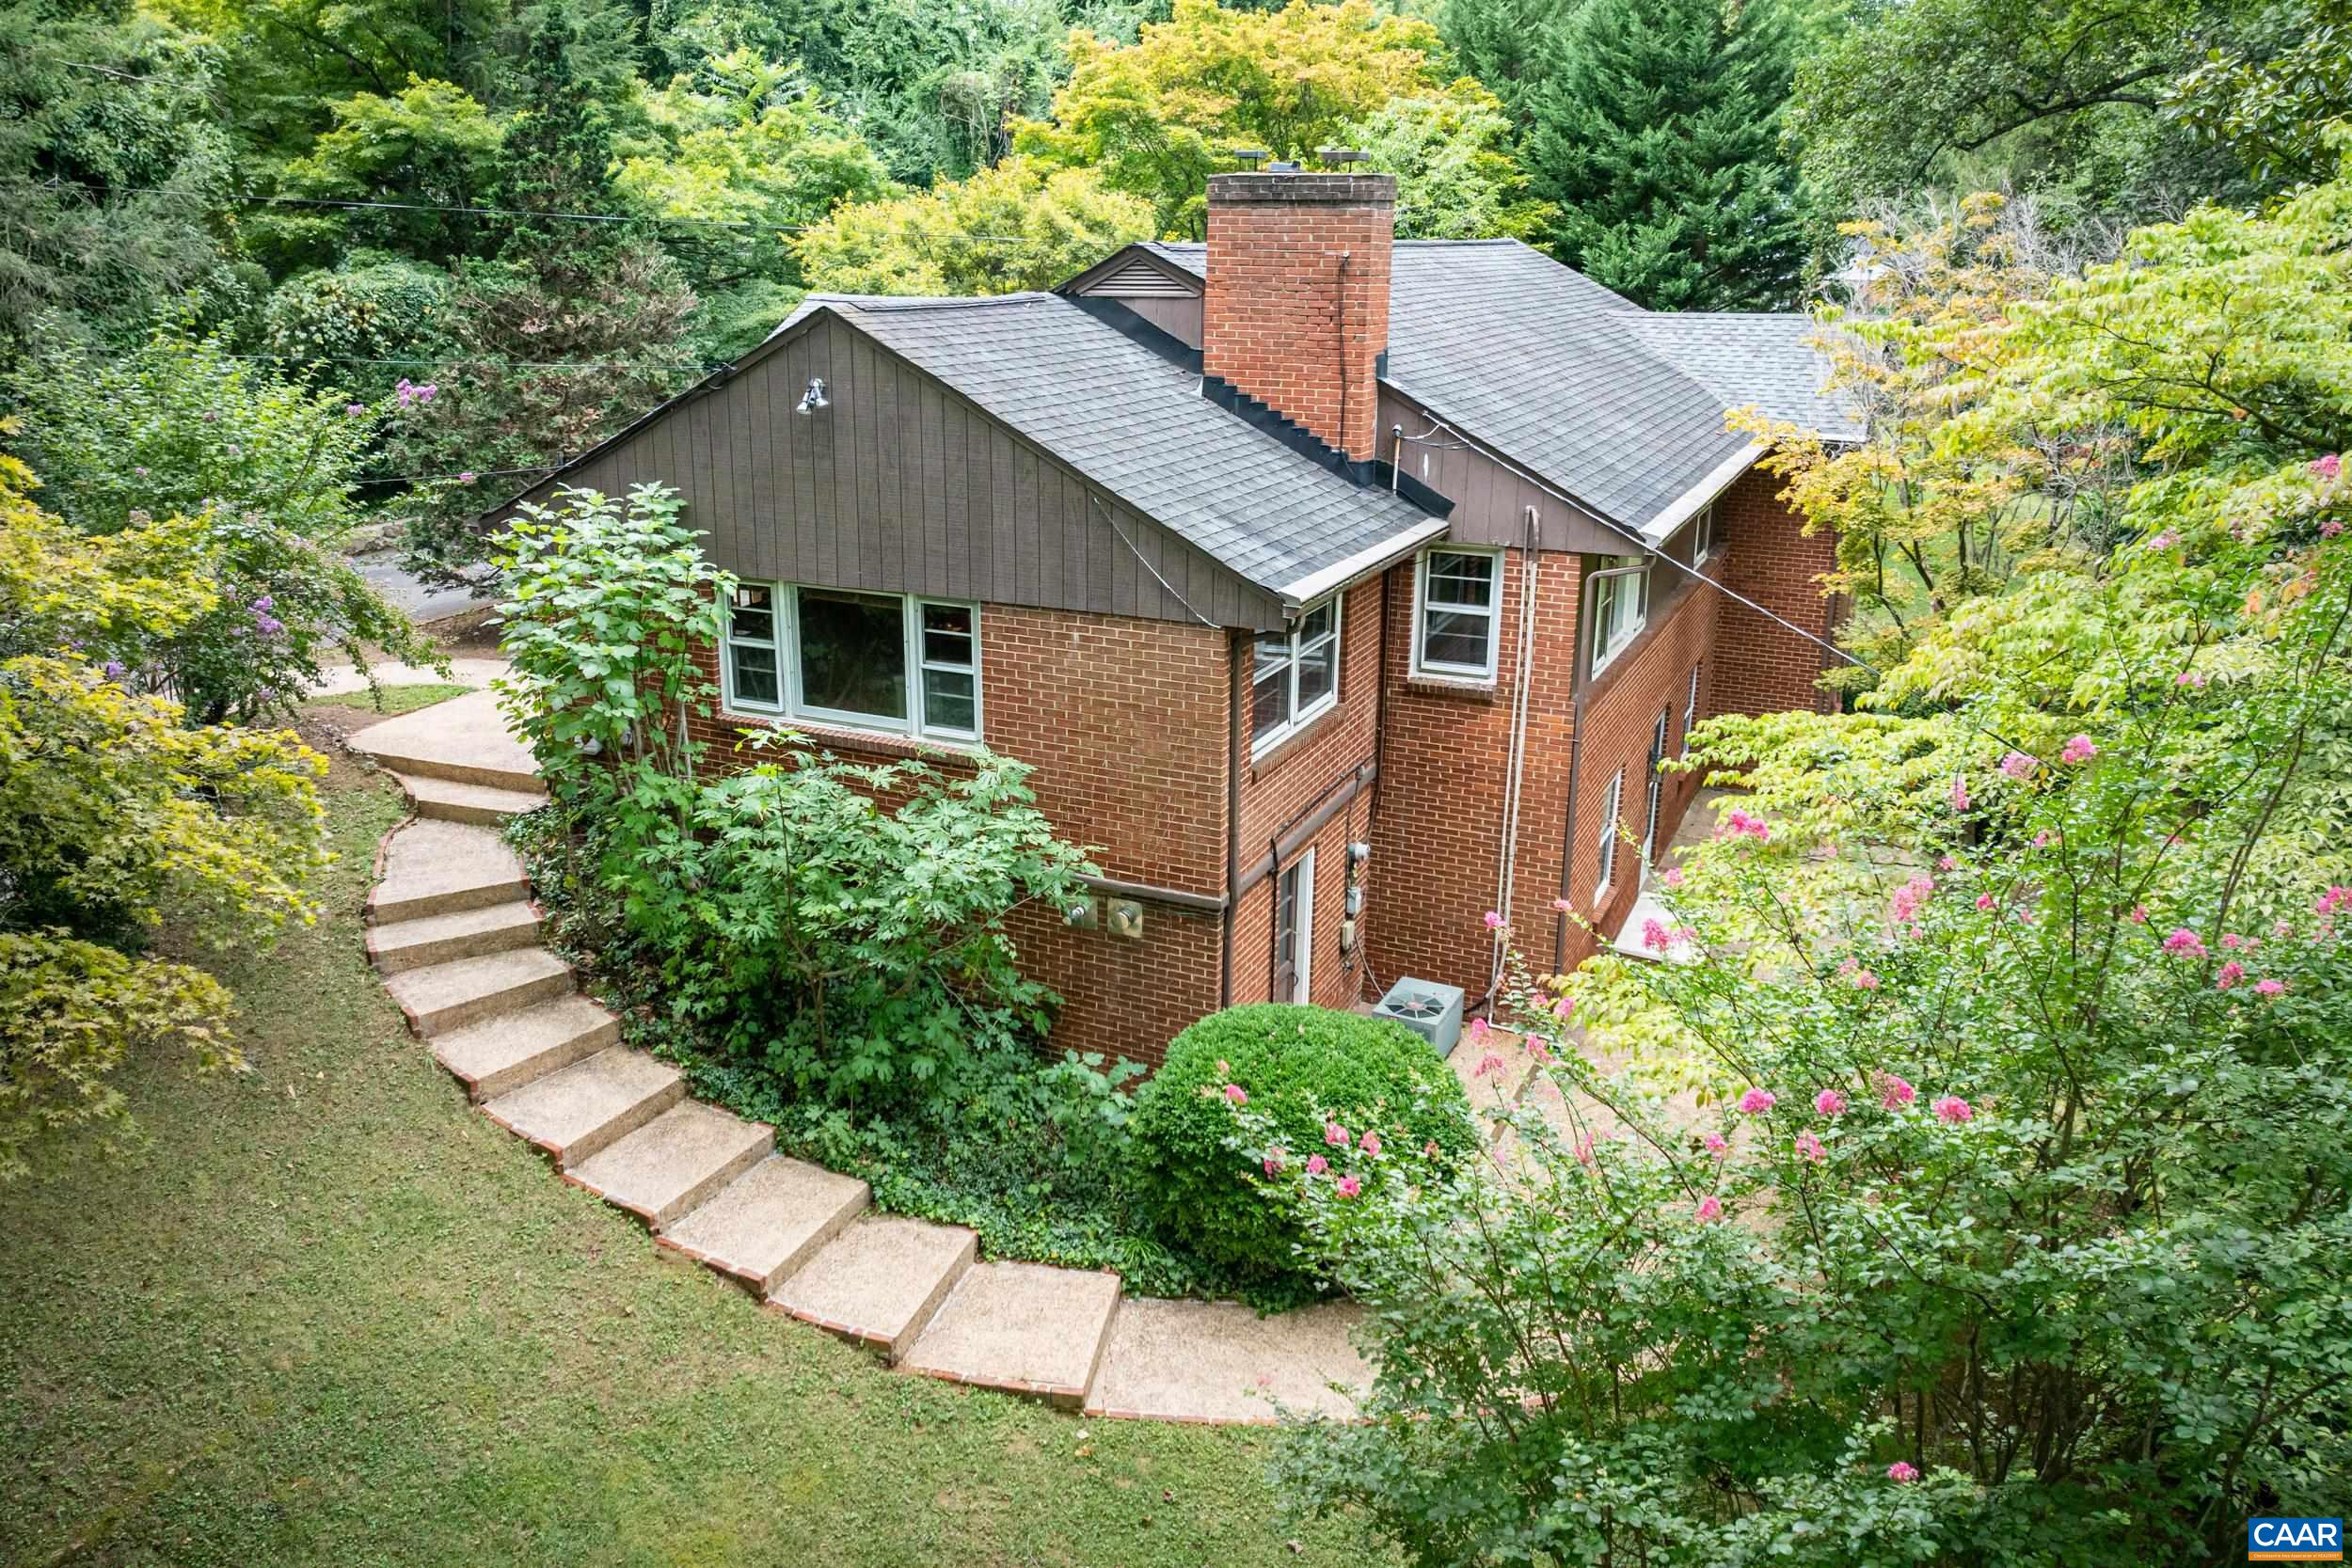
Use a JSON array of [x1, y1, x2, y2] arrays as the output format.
[[1521, 0, 1812, 310]]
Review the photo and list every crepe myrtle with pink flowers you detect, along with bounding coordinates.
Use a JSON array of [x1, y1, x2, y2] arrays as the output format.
[[1260, 602, 2352, 1562]]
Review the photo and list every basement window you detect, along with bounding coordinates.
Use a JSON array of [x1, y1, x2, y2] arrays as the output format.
[[1588, 556, 1649, 675], [1412, 546, 1502, 680], [1252, 594, 1341, 753], [1691, 503, 1720, 566], [723, 582, 982, 743]]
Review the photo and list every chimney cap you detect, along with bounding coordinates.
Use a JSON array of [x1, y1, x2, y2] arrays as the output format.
[[1316, 147, 1369, 165], [1229, 148, 1269, 165]]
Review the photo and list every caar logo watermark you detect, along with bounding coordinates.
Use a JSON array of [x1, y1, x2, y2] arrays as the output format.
[[2250, 1518, 2344, 1562]]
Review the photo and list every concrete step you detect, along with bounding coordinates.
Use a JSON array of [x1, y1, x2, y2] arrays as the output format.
[[371, 817, 530, 923], [367, 900, 542, 974], [350, 689, 543, 794], [1084, 1298, 1368, 1423], [397, 772, 549, 825], [565, 1101, 774, 1229], [384, 946, 573, 1037], [899, 1261, 1124, 1409], [769, 1214, 977, 1361], [481, 1045, 685, 1169], [660, 1155, 871, 1295], [430, 993, 619, 1102]]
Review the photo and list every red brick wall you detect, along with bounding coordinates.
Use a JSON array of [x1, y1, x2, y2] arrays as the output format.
[[1230, 573, 1385, 1010], [1556, 569, 1725, 964], [1710, 467, 1841, 719], [1364, 549, 1586, 1002], [687, 601, 1234, 1068], [1201, 171, 1393, 461]]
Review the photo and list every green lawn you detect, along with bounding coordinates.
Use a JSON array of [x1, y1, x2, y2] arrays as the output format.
[[305, 681, 477, 717], [0, 777, 1387, 1568]]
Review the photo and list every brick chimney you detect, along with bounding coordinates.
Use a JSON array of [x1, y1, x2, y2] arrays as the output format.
[[1201, 170, 1393, 463]]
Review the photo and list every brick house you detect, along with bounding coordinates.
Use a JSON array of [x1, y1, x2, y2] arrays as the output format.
[[501, 169, 1857, 1067]]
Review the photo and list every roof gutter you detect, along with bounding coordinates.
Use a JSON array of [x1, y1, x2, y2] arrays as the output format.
[[1277, 516, 1452, 610], [1637, 441, 1763, 547]]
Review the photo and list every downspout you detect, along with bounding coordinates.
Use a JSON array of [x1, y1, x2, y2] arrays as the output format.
[[1332, 250, 1351, 457], [1222, 626, 1244, 1007], [1486, 505, 1542, 1004]]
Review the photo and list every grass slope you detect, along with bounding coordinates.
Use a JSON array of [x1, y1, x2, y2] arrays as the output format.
[[304, 682, 478, 717], [0, 777, 1386, 1568]]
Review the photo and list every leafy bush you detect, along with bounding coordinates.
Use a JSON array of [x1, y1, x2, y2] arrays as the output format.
[[497, 483, 1093, 1110], [0, 932, 237, 1181], [0, 455, 329, 1178], [606, 742, 1092, 1107], [1130, 1005, 1478, 1282], [3, 327, 440, 721]]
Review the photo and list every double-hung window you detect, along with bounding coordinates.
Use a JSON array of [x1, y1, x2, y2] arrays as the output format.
[[723, 582, 981, 743], [1413, 546, 1502, 680], [1593, 767, 1624, 902], [1588, 555, 1649, 675], [1252, 595, 1341, 752]]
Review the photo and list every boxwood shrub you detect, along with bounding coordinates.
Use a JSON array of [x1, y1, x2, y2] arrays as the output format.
[[1130, 1005, 1480, 1284]]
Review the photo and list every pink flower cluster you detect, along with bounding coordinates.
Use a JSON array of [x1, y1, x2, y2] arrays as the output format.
[[1932, 1096, 1974, 1124], [1694, 1196, 1724, 1222], [2059, 733, 2097, 765], [1738, 1087, 1777, 1115], [1888, 873, 1934, 928], [2312, 453, 2342, 480], [2316, 886, 2352, 916], [393, 377, 437, 406], [1999, 751, 2038, 780], [1836, 958, 1881, 990], [1483, 910, 1507, 931], [1794, 1131, 1827, 1164], [1718, 809, 1772, 844], [1886, 1461, 1919, 1483], [1950, 775, 1972, 812], [1814, 1089, 1848, 1116], [1876, 1073, 1916, 1110], [2216, 961, 2245, 990], [2162, 927, 2210, 958]]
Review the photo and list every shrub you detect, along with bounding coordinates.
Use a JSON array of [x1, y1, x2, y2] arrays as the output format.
[[1130, 1005, 1478, 1282], [3, 327, 440, 722]]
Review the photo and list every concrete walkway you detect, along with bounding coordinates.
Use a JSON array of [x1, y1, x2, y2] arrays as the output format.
[[356, 689, 1373, 1423]]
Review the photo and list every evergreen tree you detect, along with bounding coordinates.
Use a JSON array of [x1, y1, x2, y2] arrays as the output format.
[[1522, 0, 1811, 310]]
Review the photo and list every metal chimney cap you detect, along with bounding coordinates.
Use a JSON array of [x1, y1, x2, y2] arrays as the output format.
[[1317, 147, 1369, 165], [1229, 148, 1268, 164], [1263, 159, 1302, 172]]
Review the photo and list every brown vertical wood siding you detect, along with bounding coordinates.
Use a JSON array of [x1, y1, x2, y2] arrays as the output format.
[[500, 311, 1286, 629]]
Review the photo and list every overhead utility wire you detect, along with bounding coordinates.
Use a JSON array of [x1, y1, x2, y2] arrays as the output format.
[[7, 178, 1045, 241], [1398, 416, 2051, 764]]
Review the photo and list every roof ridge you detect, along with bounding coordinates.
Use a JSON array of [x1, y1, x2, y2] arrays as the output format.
[[818, 292, 1057, 312]]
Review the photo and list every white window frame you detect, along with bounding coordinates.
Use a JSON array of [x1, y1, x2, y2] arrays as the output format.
[[1679, 662, 1700, 757], [1691, 503, 1720, 566], [721, 580, 982, 744], [1250, 594, 1342, 756], [1642, 707, 1670, 862], [1411, 546, 1503, 681], [1276, 847, 1316, 1003], [1593, 767, 1624, 903], [1588, 557, 1649, 676]]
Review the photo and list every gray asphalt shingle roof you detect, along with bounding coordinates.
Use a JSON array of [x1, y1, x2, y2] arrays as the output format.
[[783, 293, 1439, 599], [1625, 312, 1865, 445], [1136, 239, 1857, 527]]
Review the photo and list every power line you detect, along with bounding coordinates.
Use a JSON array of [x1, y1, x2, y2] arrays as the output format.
[[7, 177, 1047, 242]]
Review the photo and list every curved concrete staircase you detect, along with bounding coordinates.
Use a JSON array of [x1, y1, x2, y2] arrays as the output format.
[[354, 690, 1369, 1421]]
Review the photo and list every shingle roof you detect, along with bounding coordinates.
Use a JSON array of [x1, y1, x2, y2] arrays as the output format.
[[1624, 312, 1865, 444], [1133, 239, 1858, 528], [781, 293, 1441, 601]]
